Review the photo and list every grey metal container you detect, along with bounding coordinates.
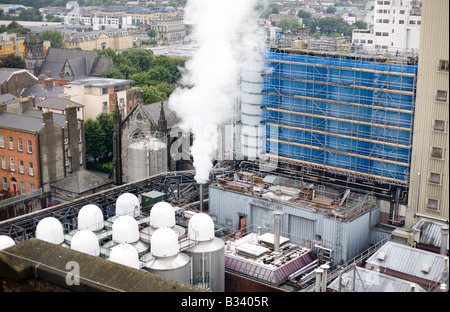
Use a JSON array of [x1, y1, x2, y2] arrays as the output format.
[[143, 253, 191, 285]]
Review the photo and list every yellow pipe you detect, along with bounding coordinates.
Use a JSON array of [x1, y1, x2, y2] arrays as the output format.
[[266, 59, 417, 77], [269, 76, 415, 96], [263, 91, 414, 114], [265, 153, 406, 184], [267, 138, 410, 166], [263, 122, 411, 149], [263, 107, 412, 131]]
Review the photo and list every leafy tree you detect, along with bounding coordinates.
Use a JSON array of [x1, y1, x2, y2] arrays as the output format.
[[156, 82, 174, 98], [40, 29, 65, 48], [98, 67, 126, 79], [84, 118, 106, 161], [18, 8, 41, 21], [297, 10, 311, 19], [96, 112, 114, 156], [120, 49, 154, 72], [326, 6, 337, 14], [147, 29, 157, 38], [141, 85, 166, 104], [0, 54, 25, 68]]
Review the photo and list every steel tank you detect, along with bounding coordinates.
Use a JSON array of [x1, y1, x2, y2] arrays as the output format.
[[127, 137, 167, 182], [185, 213, 225, 292]]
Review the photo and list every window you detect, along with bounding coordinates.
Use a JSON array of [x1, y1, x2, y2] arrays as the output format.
[[400, 10, 405, 14], [2, 177, 6, 191], [27, 140, 32, 153], [368, 40, 373, 44], [102, 101, 108, 111], [399, 20, 404, 24], [409, 20, 416, 25], [0, 135, 3, 148], [428, 172, 442, 185], [79, 154, 83, 165], [1, 156, 5, 169], [354, 39, 359, 43], [8, 136, 13, 150], [383, 32, 389, 36], [20, 181, 25, 194], [30, 183, 35, 194], [18, 138, 22, 152], [438, 60, 449, 72], [433, 120, 446, 132], [65, 160, 69, 167], [375, 32, 382, 36], [383, 19, 389, 23], [426, 198, 439, 210], [10, 158, 14, 171], [19, 160, 24, 174], [28, 162, 33, 176], [431, 147, 444, 159], [102, 87, 108, 95], [78, 129, 82, 143], [436, 90, 448, 102]]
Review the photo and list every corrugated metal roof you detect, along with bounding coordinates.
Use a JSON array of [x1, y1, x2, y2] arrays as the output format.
[[327, 267, 427, 292], [412, 219, 449, 250], [365, 241, 449, 283]]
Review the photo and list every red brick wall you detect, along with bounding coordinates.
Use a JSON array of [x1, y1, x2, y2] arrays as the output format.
[[0, 129, 40, 195]]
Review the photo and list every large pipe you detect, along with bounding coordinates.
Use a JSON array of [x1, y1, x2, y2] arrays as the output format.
[[273, 210, 284, 254], [321, 264, 330, 292], [414, 171, 420, 216], [441, 226, 449, 256], [199, 184, 204, 212]]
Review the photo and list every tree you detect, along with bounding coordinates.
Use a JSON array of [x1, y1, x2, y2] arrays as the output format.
[[297, 10, 311, 19], [156, 81, 174, 98], [147, 29, 157, 38], [326, 6, 337, 14], [84, 118, 106, 161], [141, 85, 166, 104], [120, 49, 154, 72], [18, 8, 41, 21], [40, 29, 65, 48], [0, 55, 25, 68], [96, 112, 114, 157]]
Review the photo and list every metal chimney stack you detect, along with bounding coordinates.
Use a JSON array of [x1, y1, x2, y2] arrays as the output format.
[[441, 225, 449, 256], [272, 210, 284, 255], [199, 184, 204, 212]]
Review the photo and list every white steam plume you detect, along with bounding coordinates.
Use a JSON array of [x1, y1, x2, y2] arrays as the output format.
[[169, 0, 265, 184]]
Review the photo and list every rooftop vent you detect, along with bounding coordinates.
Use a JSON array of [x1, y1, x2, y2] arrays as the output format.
[[421, 264, 430, 273], [377, 252, 386, 261]]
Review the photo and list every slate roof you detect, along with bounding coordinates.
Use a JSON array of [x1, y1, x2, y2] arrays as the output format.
[[0, 93, 15, 103], [20, 84, 65, 99], [0, 68, 38, 85], [51, 169, 113, 194], [22, 109, 67, 128], [144, 100, 180, 130], [35, 96, 83, 111], [69, 76, 133, 88], [0, 112, 45, 133]]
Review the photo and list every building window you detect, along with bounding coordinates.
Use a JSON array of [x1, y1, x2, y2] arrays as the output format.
[[399, 20, 404, 24], [30, 183, 35, 194], [8, 136, 13, 150], [368, 40, 373, 44], [27, 140, 32, 153], [10, 158, 14, 171], [409, 20, 416, 25], [383, 19, 389, 23], [375, 32, 381, 36], [78, 129, 82, 143], [433, 119, 446, 132], [19, 160, 24, 174], [437, 60, 449, 72], [18, 138, 22, 152], [383, 32, 389, 36], [428, 172, 442, 185], [79, 154, 83, 165], [102, 101, 108, 111], [29, 162, 33, 176], [1, 156, 5, 169], [20, 181, 25, 194], [0, 135, 3, 148], [400, 10, 405, 14], [430, 147, 444, 159], [102, 87, 108, 95], [426, 198, 439, 211], [2, 177, 7, 191], [435, 90, 448, 102]]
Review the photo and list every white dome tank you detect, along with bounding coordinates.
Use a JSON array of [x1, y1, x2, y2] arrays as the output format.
[[115, 193, 141, 218], [151, 227, 179, 257], [77, 204, 104, 231], [71, 230, 100, 257], [150, 202, 175, 229], [144, 228, 191, 285], [109, 243, 140, 269], [36, 217, 65, 245], [188, 213, 215, 242], [186, 213, 225, 292], [112, 215, 139, 244], [0, 235, 15, 250]]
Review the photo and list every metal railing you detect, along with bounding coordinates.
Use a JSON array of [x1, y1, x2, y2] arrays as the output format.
[[0, 188, 43, 208]]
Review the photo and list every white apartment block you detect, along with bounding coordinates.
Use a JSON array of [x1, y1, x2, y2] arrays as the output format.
[[353, 0, 422, 55]]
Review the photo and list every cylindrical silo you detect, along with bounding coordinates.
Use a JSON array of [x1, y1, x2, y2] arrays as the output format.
[[185, 213, 225, 292], [240, 60, 263, 160], [143, 227, 191, 285], [128, 137, 167, 182]]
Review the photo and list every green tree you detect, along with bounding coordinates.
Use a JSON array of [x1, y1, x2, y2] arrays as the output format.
[[0, 54, 25, 68], [84, 118, 106, 161], [18, 8, 41, 21], [40, 29, 65, 48], [297, 10, 311, 19], [147, 29, 157, 38], [120, 49, 154, 72], [156, 81, 174, 98], [326, 6, 337, 14], [96, 112, 114, 157], [141, 85, 166, 104]]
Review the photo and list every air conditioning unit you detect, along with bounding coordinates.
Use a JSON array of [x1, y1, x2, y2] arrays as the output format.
[[390, 228, 420, 247]]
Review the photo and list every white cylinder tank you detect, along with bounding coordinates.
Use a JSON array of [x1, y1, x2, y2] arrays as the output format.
[[240, 60, 263, 160], [35, 217, 65, 245], [143, 228, 191, 285], [185, 213, 225, 292], [71, 229, 100, 257], [115, 193, 141, 218], [0, 235, 15, 250], [78, 204, 104, 231], [127, 137, 167, 182], [109, 243, 140, 269], [140, 202, 186, 242]]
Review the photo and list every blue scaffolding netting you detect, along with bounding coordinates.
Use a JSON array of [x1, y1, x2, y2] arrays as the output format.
[[261, 51, 418, 184]]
